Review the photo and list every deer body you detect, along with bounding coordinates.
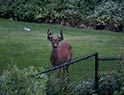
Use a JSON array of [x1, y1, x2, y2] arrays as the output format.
[[50, 42, 72, 67], [47, 29, 72, 77]]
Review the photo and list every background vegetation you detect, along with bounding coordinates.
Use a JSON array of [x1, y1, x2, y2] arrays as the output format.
[[0, 0, 124, 32]]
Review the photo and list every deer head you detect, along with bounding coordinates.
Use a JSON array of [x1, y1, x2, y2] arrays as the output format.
[[47, 29, 64, 48]]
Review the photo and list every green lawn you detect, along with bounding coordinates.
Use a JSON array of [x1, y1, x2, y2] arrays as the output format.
[[0, 18, 124, 79]]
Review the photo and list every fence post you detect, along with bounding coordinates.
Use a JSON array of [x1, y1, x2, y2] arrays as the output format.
[[95, 52, 99, 94]]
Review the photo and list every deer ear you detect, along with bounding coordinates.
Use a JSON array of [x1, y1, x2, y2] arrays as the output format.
[[47, 29, 51, 35], [47, 29, 53, 41], [58, 30, 64, 41]]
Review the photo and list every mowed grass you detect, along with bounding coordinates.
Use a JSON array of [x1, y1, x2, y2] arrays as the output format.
[[0, 18, 124, 80]]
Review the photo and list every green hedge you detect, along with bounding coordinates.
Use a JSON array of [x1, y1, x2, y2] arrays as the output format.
[[46, 72, 124, 95], [0, 65, 47, 95], [0, 0, 124, 31], [0, 65, 124, 95]]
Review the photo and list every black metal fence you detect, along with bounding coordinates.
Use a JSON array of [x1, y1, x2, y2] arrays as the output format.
[[36, 53, 124, 95]]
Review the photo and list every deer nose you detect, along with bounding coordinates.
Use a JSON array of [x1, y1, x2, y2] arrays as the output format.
[[54, 45, 57, 48], [53, 43, 58, 48]]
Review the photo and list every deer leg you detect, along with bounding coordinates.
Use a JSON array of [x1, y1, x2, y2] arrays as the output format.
[[58, 68, 61, 78], [66, 65, 69, 76], [51, 66, 55, 78], [66, 60, 71, 76], [62, 66, 66, 77], [61, 65, 69, 77]]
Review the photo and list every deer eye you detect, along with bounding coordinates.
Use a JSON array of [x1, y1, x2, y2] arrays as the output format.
[[52, 41, 54, 43]]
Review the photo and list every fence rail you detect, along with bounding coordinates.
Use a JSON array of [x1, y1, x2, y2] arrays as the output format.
[[98, 57, 124, 61]]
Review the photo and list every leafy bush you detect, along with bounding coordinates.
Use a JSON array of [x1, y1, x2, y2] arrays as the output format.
[[0, 65, 47, 95], [114, 72, 124, 95], [99, 72, 124, 95], [45, 72, 124, 95], [73, 80, 95, 95], [72, 72, 124, 95], [99, 75, 117, 95], [90, 0, 124, 31], [46, 77, 74, 95]]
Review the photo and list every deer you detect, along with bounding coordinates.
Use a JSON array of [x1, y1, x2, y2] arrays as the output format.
[[47, 29, 72, 77]]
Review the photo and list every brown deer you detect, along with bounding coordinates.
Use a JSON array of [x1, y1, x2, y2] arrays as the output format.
[[47, 29, 72, 77]]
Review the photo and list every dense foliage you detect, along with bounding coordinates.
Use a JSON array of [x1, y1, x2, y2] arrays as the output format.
[[46, 72, 124, 95], [0, 65, 47, 95], [1, 67, 124, 95], [46, 77, 74, 95], [0, 0, 124, 32]]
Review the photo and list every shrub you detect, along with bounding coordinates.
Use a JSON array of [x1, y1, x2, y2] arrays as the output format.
[[72, 73, 124, 95], [45, 72, 124, 95], [0, 65, 47, 95], [99, 75, 117, 95], [90, 0, 124, 31], [46, 77, 74, 95], [0, 0, 124, 31], [73, 80, 95, 95], [99, 72, 124, 95], [114, 72, 124, 95]]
